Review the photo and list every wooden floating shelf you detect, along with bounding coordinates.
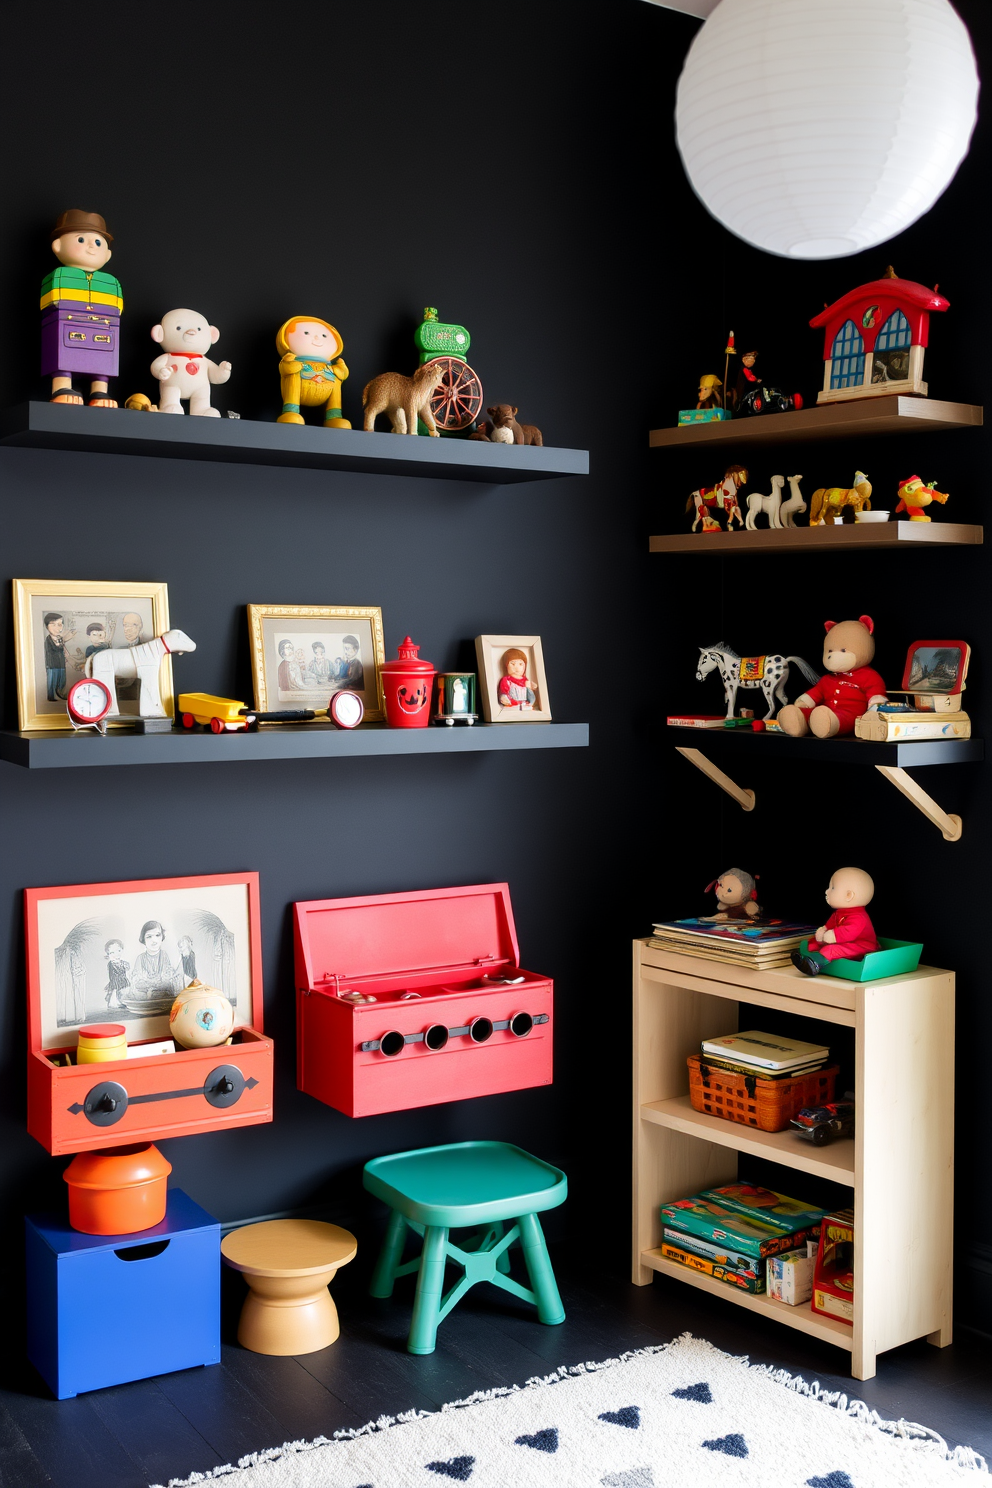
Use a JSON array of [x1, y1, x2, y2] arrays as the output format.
[[649, 396, 983, 450], [0, 403, 589, 485], [641, 1095, 854, 1183], [640, 1250, 854, 1350], [650, 522, 983, 555], [0, 721, 590, 771], [670, 728, 982, 767]]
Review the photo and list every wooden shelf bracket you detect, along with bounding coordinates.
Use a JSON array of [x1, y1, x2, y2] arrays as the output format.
[[875, 765, 962, 841], [676, 746, 755, 812]]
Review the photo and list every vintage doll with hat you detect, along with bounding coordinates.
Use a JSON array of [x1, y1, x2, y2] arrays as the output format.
[[777, 616, 887, 738], [792, 868, 879, 976], [41, 210, 122, 408], [275, 316, 351, 428], [704, 867, 762, 921]]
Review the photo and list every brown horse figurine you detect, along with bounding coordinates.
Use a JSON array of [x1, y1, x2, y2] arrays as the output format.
[[809, 471, 872, 526]]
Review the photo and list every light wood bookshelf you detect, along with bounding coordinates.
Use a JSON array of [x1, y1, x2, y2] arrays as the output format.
[[632, 939, 955, 1380]]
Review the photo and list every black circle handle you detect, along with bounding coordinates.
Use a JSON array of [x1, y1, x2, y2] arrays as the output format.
[[510, 1012, 534, 1038], [379, 1030, 406, 1057], [424, 1023, 449, 1051], [83, 1081, 129, 1126], [203, 1064, 246, 1107], [469, 1017, 494, 1044]]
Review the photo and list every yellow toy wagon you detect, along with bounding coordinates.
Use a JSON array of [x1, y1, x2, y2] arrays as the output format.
[[178, 693, 251, 732]]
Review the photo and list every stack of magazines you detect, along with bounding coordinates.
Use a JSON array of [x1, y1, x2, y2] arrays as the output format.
[[699, 1031, 831, 1079], [648, 918, 818, 969]]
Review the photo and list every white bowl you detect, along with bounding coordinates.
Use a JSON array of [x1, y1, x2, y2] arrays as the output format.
[[855, 510, 891, 523]]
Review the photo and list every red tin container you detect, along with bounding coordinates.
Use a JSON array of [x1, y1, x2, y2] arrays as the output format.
[[25, 873, 274, 1156], [381, 636, 435, 728], [294, 883, 553, 1118]]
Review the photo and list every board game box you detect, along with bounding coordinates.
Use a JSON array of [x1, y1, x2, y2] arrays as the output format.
[[660, 1184, 826, 1261]]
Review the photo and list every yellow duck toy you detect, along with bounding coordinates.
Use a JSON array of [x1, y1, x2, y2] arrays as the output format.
[[275, 316, 350, 427]]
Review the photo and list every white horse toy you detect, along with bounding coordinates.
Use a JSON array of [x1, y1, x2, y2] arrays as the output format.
[[86, 628, 196, 719], [697, 642, 819, 720], [744, 473, 807, 530]]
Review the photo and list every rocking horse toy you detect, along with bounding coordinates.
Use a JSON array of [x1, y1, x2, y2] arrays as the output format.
[[696, 642, 820, 720], [686, 465, 747, 532]]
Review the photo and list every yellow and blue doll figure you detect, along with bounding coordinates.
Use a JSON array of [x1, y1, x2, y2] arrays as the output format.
[[275, 316, 350, 427]]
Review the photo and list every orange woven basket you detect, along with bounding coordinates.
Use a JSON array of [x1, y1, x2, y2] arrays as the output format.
[[687, 1054, 838, 1133]]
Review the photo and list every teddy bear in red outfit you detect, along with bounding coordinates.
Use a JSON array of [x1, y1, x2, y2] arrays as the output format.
[[792, 867, 879, 977], [777, 616, 887, 738]]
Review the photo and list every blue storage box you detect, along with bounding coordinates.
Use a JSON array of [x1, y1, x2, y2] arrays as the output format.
[[26, 1188, 220, 1399]]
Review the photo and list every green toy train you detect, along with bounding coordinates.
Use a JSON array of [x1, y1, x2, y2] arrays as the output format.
[[414, 307, 484, 434]]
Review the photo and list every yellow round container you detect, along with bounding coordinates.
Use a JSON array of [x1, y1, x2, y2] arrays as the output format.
[[77, 1024, 127, 1064]]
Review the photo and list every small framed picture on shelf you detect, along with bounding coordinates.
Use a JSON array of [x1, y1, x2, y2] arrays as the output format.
[[474, 634, 552, 722], [24, 871, 262, 1051], [247, 604, 386, 721], [13, 579, 172, 731]]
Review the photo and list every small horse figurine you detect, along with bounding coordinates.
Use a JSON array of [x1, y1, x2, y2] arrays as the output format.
[[697, 642, 820, 720], [780, 473, 806, 527], [687, 464, 747, 532], [809, 471, 871, 526]]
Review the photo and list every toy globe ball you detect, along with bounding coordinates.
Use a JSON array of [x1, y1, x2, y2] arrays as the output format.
[[169, 980, 235, 1049]]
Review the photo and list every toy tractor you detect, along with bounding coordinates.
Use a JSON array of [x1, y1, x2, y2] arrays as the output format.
[[414, 307, 484, 435]]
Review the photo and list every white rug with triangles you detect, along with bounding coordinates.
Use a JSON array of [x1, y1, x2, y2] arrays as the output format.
[[151, 1333, 987, 1488]]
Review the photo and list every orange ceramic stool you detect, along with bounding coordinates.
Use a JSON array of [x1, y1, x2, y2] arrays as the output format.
[[221, 1219, 356, 1355]]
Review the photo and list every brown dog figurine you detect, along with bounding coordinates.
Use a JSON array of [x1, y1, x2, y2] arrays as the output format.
[[486, 404, 543, 446], [362, 363, 445, 436]]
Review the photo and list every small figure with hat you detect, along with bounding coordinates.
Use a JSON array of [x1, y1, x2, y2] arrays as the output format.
[[895, 474, 950, 522], [40, 210, 122, 407], [275, 316, 350, 427]]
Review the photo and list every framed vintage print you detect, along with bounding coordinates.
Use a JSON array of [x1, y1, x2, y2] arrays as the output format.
[[901, 639, 971, 696], [475, 634, 552, 723], [14, 579, 173, 731], [248, 604, 386, 721], [25, 872, 262, 1052]]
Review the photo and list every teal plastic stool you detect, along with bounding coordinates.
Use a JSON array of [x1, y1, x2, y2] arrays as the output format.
[[364, 1140, 567, 1355]]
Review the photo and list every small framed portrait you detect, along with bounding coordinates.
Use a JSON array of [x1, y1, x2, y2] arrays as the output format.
[[475, 634, 552, 722], [25, 872, 262, 1051], [902, 639, 971, 695], [13, 580, 172, 731], [248, 605, 386, 721]]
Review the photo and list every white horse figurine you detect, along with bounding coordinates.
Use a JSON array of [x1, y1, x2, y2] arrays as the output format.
[[780, 473, 806, 527], [697, 642, 820, 719], [87, 627, 196, 719]]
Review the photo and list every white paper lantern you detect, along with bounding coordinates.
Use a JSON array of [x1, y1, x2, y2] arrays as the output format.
[[675, 0, 979, 259]]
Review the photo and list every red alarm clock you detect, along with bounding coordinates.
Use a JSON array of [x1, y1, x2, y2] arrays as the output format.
[[66, 678, 114, 733]]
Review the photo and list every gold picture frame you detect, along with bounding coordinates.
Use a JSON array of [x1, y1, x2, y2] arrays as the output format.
[[475, 634, 552, 722], [248, 605, 386, 722], [13, 579, 173, 732]]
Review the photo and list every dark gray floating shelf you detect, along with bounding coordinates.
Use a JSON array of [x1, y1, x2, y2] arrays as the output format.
[[0, 403, 589, 484], [670, 727, 982, 767], [0, 721, 590, 770]]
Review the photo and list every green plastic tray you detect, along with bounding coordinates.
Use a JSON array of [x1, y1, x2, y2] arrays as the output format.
[[799, 936, 924, 983]]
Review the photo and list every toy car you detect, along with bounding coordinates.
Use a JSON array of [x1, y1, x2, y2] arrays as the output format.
[[790, 1100, 855, 1145], [737, 384, 803, 417]]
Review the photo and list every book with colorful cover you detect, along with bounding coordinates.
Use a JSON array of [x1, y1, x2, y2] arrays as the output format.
[[662, 1227, 761, 1280], [660, 1184, 826, 1261], [651, 918, 818, 948], [701, 1032, 830, 1071], [660, 1241, 766, 1294]]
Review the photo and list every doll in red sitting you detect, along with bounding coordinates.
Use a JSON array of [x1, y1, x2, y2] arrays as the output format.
[[792, 868, 879, 977], [777, 616, 887, 738]]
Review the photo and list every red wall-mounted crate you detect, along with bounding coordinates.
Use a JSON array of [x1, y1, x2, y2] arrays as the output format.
[[25, 872, 274, 1156], [294, 883, 552, 1118]]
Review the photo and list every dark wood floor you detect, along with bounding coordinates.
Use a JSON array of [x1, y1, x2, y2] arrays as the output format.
[[3, 1251, 989, 1488]]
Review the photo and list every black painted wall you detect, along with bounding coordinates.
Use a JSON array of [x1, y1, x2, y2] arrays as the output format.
[[1, 0, 989, 1334]]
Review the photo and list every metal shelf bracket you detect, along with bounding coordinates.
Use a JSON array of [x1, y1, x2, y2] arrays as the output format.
[[676, 746, 755, 812], [875, 765, 962, 841]]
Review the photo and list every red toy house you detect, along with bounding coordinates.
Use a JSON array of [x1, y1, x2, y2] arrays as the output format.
[[26, 873, 274, 1156], [810, 268, 949, 405], [294, 883, 553, 1118]]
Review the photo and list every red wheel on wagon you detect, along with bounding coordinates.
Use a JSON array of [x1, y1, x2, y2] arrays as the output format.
[[210, 717, 224, 734], [426, 356, 484, 432], [182, 713, 195, 729]]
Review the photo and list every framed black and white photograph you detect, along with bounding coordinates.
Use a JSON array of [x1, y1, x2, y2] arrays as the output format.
[[248, 604, 386, 720]]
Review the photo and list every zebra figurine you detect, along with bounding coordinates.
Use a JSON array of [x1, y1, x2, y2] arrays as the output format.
[[696, 642, 820, 720]]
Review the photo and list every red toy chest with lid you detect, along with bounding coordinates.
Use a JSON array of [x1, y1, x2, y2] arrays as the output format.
[[294, 883, 552, 1118], [25, 872, 274, 1156]]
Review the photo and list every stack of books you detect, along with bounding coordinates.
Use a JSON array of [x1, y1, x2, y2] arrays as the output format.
[[649, 918, 818, 969], [659, 1183, 827, 1296], [699, 1031, 831, 1080]]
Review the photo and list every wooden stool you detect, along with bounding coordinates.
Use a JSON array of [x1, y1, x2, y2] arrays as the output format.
[[221, 1219, 356, 1356], [364, 1140, 566, 1355]]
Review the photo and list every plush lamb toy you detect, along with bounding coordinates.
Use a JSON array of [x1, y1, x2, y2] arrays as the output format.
[[777, 616, 887, 738], [150, 309, 232, 416]]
